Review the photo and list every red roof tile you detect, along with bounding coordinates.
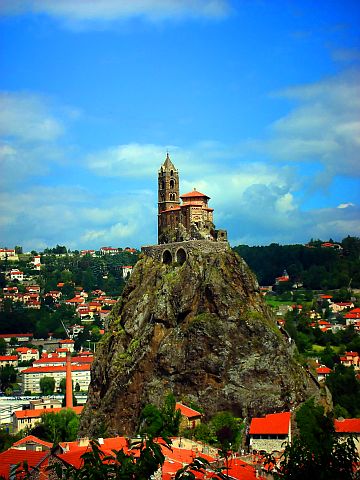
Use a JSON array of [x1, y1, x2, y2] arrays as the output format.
[[0, 449, 48, 479], [335, 418, 360, 433], [249, 412, 291, 435], [14, 406, 83, 419], [176, 403, 202, 419], [12, 435, 53, 449], [180, 190, 210, 199]]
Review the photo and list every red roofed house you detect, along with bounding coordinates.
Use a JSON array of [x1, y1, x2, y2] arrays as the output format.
[[316, 365, 332, 382], [176, 402, 203, 430], [340, 351, 360, 371], [21, 364, 90, 394], [9, 269, 24, 281], [13, 406, 83, 433], [335, 418, 360, 453], [249, 412, 291, 453], [16, 347, 39, 362], [0, 355, 18, 367], [59, 339, 75, 352], [0, 448, 49, 479], [12, 434, 53, 451]]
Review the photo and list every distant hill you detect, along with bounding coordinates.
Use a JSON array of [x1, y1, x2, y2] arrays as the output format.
[[232, 236, 360, 289]]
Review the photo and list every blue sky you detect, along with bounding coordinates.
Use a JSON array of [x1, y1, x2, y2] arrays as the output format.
[[1, 0, 359, 251]]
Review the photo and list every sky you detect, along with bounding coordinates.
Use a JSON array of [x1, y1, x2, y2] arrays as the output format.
[[1, 0, 359, 251]]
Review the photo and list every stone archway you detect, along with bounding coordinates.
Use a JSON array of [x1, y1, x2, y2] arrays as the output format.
[[162, 250, 173, 264], [176, 248, 187, 265]]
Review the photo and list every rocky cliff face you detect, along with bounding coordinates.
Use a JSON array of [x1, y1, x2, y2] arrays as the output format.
[[80, 244, 317, 435]]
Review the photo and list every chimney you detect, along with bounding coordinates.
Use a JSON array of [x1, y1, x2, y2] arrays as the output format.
[[65, 351, 73, 408]]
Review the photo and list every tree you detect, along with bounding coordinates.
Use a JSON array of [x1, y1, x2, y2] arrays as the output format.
[[0, 365, 17, 391], [326, 365, 360, 417], [267, 398, 359, 479], [15, 246, 23, 254], [32, 408, 80, 444], [40, 376, 55, 395], [0, 339, 7, 355]]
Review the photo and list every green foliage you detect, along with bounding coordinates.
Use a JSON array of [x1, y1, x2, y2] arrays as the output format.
[[184, 411, 243, 451], [39, 376, 55, 395], [139, 393, 181, 439], [0, 365, 17, 391], [295, 398, 334, 453], [233, 236, 360, 289], [0, 339, 7, 355], [267, 397, 359, 479], [0, 428, 22, 453], [270, 435, 358, 480], [326, 364, 360, 417], [32, 409, 80, 444]]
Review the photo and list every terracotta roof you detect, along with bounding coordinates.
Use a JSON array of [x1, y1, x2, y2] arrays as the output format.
[[249, 412, 291, 435], [180, 190, 210, 199], [0, 355, 18, 361], [176, 403, 202, 419], [12, 435, 53, 449], [0, 449, 48, 479], [316, 366, 332, 374], [22, 364, 91, 373], [14, 406, 83, 419], [335, 418, 360, 433], [60, 339, 75, 343], [0, 333, 33, 338]]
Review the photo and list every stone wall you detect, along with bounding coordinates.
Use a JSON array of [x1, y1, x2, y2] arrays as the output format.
[[249, 437, 289, 453], [141, 240, 230, 263]]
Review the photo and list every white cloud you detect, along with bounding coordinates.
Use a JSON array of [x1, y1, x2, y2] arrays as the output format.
[[265, 70, 360, 179], [0, 0, 230, 27], [337, 202, 355, 209], [0, 92, 64, 142], [0, 185, 156, 251]]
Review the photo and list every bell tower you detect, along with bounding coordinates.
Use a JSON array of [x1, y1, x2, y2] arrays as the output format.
[[158, 153, 180, 213], [158, 153, 180, 242]]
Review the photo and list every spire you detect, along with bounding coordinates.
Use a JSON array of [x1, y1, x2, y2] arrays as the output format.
[[163, 152, 175, 171]]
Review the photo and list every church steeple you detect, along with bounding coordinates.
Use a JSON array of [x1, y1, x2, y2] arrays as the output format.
[[158, 153, 180, 242]]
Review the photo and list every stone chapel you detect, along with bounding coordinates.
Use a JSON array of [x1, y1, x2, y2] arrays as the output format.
[[157, 154, 227, 244]]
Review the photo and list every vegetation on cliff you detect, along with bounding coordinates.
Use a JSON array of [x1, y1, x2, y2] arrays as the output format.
[[81, 246, 316, 436]]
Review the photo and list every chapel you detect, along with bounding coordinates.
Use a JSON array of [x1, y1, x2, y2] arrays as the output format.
[[157, 154, 227, 244]]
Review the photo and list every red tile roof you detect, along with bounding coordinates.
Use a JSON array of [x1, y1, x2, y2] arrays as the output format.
[[335, 418, 360, 433], [249, 412, 291, 435], [0, 449, 48, 479], [22, 364, 91, 374], [316, 366, 332, 374], [14, 406, 83, 419], [0, 355, 18, 361], [176, 403, 203, 419], [12, 435, 53, 449], [180, 190, 210, 199]]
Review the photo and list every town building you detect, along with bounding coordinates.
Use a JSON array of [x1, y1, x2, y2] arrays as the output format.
[[21, 364, 91, 394], [157, 154, 227, 244], [9, 269, 24, 282], [176, 402, 203, 430], [0, 355, 18, 368], [249, 412, 291, 453], [13, 406, 83, 433], [16, 347, 39, 362]]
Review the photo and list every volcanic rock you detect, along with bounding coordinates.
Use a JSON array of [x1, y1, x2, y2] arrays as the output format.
[[80, 243, 317, 435]]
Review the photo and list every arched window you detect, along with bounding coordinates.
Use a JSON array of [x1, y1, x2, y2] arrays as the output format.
[[176, 248, 187, 265], [170, 179, 175, 189], [162, 250, 172, 264]]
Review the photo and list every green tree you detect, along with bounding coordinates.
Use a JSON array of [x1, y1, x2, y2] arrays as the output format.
[[0, 339, 7, 355], [0, 365, 17, 391], [39, 376, 55, 395], [326, 365, 360, 417], [267, 398, 359, 479], [32, 409, 79, 444]]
